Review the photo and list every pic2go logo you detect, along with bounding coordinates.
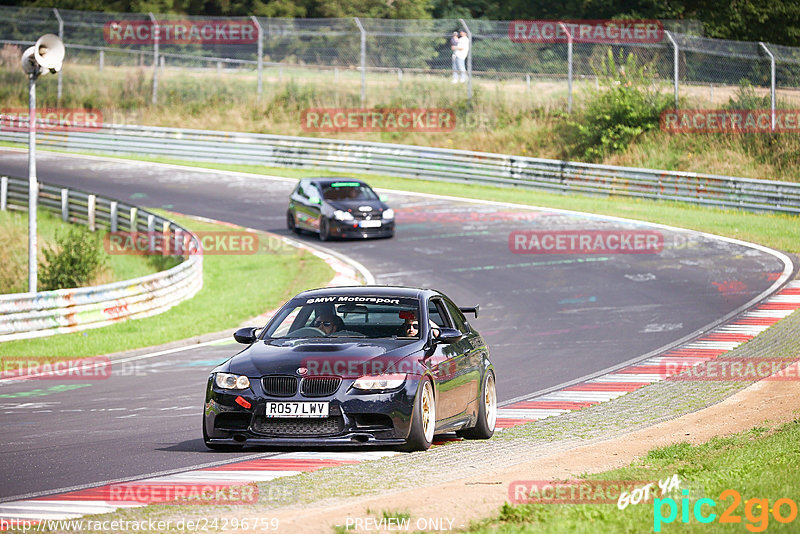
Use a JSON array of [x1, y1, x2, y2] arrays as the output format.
[[654, 489, 798, 532]]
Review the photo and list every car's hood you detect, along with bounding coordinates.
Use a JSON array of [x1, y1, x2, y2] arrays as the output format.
[[226, 338, 423, 378], [326, 199, 385, 213]]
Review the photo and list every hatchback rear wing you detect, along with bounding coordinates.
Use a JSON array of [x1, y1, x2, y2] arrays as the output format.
[[459, 305, 479, 318]]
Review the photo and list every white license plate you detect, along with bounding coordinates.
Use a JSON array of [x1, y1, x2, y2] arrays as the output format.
[[359, 220, 382, 228], [264, 401, 329, 418]]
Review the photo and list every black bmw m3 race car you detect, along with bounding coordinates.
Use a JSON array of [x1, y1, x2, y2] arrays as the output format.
[[203, 286, 496, 451], [286, 178, 394, 240]]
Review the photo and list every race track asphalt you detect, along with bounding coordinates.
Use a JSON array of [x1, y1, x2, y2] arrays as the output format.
[[0, 150, 789, 500]]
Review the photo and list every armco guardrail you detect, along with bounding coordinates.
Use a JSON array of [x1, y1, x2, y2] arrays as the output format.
[[1, 123, 800, 214], [0, 176, 203, 342]]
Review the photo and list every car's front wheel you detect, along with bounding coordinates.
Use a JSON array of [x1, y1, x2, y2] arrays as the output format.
[[457, 371, 496, 439], [319, 217, 331, 241], [203, 415, 244, 451], [287, 211, 299, 234], [401, 379, 435, 451]]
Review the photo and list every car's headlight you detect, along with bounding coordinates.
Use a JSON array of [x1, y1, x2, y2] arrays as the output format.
[[352, 373, 406, 391], [382, 208, 394, 220], [333, 210, 354, 221], [215, 372, 251, 390]]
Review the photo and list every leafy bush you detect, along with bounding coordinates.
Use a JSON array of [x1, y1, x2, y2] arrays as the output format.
[[565, 50, 673, 161], [39, 225, 106, 291], [724, 80, 771, 110]]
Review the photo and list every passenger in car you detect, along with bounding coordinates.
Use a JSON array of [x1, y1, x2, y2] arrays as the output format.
[[403, 317, 419, 337], [399, 312, 440, 339]]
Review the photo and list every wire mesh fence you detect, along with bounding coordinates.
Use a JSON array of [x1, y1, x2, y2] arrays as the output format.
[[2, 5, 800, 112]]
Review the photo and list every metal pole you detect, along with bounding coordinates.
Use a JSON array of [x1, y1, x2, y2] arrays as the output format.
[[354, 17, 366, 104], [459, 19, 473, 101], [28, 73, 38, 293], [759, 42, 776, 130], [559, 22, 572, 113], [665, 31, 679, 110], [149, 13, 159, 105], [251, 16, 263, 98], [53, 8, 63, 102]]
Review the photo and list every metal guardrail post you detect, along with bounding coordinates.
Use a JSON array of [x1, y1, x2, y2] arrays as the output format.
[[354, 17, 366, 104], [759, 42, 776, 131], [1, 176, 7, 211], [147, 213, 155, 252], [665, 31, 679, 110], [129, 207, 138, 231], [251, 16, 263, 98], [88, 194, 96, 231], [110, 200, 118, 232], [53, 8, 63, 102], [149, 13, 159, 105], [558, 22, 573, 113], [61, 188, 68, 221], [99, 49, 104, 71], [459, 19, 473, 101]]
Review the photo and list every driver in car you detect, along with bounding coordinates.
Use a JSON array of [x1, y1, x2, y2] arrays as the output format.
[[313, 314, 343, 335]]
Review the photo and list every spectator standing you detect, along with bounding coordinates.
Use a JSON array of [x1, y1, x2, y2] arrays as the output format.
[[454, 30, 469, 83], [450, 31, 459, 83]]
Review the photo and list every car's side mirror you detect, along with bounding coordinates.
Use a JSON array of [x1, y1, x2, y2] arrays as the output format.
[[379, 194, 388, 202], [233, 327, 258, 344], [310, 196, 322, 205], [435, 327, 463, 344]]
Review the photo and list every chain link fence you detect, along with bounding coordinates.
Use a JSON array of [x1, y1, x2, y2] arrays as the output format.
[[2, 5, 800, 112]]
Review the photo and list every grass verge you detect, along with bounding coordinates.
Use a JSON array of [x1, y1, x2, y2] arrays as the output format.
[[466, 419, 800, 533], [0, 212, 333, 361]]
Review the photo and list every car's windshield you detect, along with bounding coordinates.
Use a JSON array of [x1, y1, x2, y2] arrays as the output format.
[[264, 296, 421, 339], [321, 182, 378, 201]]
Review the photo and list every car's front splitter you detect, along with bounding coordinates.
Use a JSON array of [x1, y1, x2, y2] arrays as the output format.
[[205, 434, 407, 448]]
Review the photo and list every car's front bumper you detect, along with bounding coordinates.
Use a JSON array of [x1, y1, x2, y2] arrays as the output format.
[[204, 376, 417, 447], [329, 219, 394, 239]]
